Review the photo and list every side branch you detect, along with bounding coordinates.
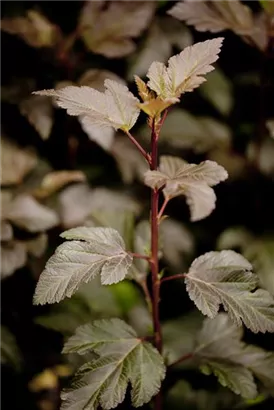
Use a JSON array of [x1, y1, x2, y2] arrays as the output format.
[[125, 131, 151, 165], [168, 352, 194, 369], [161, 273, 186, 284]]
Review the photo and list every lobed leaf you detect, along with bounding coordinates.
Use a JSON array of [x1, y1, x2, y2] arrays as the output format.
[[33, 79, 140, 133], [195, 314, 274, 397], [144, 156, 228, 221], [147, 37, 223, 100], [168, 0, 254, 35], [185, 250, 274, 332], [33, 227, 133, 305], [61, 318, 165, 409]]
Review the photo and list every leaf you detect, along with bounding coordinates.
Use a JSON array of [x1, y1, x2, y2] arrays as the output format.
[[244, 238, 274, 296], [144, 156, 228, 221], [58, 184, 141, 229], [247, 138, 274, 177], [199, 69, 233, 116], [36, 278, 122, 335], [111, 134, 148, 184], [127, 21, 172, 80], [33, 170, 86, 199], [1, 10, 60, 48], [20, 95, 53, 140], [200, 361, 257, 399], [33, 227, 133, 305], [162, 312, 203, 365], [194, 314, 274, 397], [146, 37, 223, 100], [141, 109, 231, 153], [160, 218, 194, 270], [6, 194, 59, 233], [78, 1, 156, 58], [194, 314, 257, 399], [1, 241, 27, 279], [266, 119, 274, 139], [185, 250, 274, 332], [168, 0, 254, 36], [62, 318, 165, 409], [1, 137, 37, 186], [34, 80, 140, 133], [26, 233, 48, 257], [1, 221, 13, 242], [1, 326, 22, 370], [78, 70, 125, 151]]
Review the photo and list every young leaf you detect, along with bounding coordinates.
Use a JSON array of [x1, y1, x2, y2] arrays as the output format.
[[144, 156, 228, 221], [185, 250, 274, 332], [147, 37, 223, 100], [33, 227, 133, 305], [62, 318, 165, 409], [78, 1, 156, 58], [6, 194, 59, 233], [168, 0, 254, 36], [33, 79, 140, 133], [78, 70, 126, 151], [1, 326, 22, 370]]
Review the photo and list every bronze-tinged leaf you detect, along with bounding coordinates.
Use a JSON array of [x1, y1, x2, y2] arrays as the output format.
[[33, 170, 87, 199], [138, 98, 173, 117], [1, 10, 60, 48]]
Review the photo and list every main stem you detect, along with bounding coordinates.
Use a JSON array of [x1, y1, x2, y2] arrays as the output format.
[[150, 121, 163, 410]]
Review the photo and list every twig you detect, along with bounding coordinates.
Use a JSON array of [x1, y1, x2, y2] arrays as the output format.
[[125, 131, 152, 165], [168, 352, 194, 369], [161, 273, 186, 284], [157, 197, 169, 222]]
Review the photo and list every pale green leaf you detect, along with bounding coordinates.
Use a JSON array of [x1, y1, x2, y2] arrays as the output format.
[[195, 314, 274, 397], [33, 79, 140, 133], [147, 38, 223, 100], [144, 156, 227, 221], [1, 326, 22, 370], [61, 318, 165, 409], [6, 194, 59, 232], [185, 250, 274, 332], [33, 227, 133, 305], [36, 278, 122, 335], [200, 361, 257, 399]]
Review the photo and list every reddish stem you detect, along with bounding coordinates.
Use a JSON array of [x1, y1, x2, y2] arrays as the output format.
[[129, 252, 151, 261], [169, 352, 194, 369], [125, 131, 152, 165], [157, 197, 169, 223], [161, 273, 186, 284], [149, 119, 163, 410]]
